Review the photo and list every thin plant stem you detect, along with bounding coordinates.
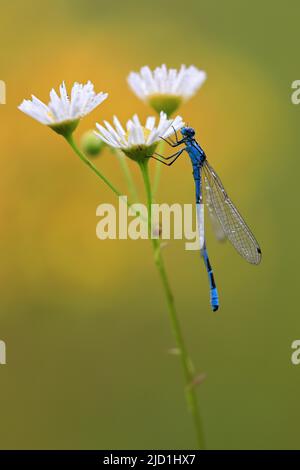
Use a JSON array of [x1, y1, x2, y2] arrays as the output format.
[[139, 159, 206, 450], [65, 133, 124, 199], [64, 134, 147, 223], [114, 148, 139, 201], [152, 139, 165, 197]]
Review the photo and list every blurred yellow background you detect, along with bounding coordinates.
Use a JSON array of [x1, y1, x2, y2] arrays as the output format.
[[0, 0, 299, 449]]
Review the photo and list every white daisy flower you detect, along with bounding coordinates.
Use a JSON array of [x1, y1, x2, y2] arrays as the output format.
[[19, 81, 108, 136], [95, 112, 184, 162], [127, 64, 206, 116]]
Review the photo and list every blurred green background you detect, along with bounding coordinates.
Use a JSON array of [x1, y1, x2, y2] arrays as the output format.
[[0, 0, 299, 450]]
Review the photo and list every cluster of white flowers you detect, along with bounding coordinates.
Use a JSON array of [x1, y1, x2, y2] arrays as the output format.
[[19, 64, 205, 156]]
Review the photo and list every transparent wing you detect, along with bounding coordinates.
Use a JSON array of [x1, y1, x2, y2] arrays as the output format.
[[204, 174, 227, 242], [203, 160, 262, 264]]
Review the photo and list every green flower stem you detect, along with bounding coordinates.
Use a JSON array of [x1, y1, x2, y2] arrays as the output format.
[[152, 139, 165, 197], [114, 148, 139, 202], [139, 160, 206, 450], [65, 134, 147, 223], [65, 133, 124, 200]]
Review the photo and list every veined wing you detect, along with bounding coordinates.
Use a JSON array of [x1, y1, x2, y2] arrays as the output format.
[[204, 173, 227, 242], [202, 160, 262, 264]]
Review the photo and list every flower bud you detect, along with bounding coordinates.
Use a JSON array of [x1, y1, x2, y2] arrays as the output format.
[[81, 130, 105, 157]]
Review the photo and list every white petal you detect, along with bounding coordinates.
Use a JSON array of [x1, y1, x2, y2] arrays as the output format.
[[145, 116, 155, 130], [104, 120, 126, 146], [113, 115, 126, 135], [95, 123, 120, 147], [94, 131, 112, 147]]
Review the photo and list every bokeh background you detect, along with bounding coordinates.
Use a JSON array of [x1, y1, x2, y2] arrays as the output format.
[[0, 0, 299, 450]]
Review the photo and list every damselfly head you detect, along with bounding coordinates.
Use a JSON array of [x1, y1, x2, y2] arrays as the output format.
[[181, 126, 195, 138]]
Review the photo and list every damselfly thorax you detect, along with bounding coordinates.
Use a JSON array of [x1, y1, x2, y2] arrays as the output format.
[[185, 139, 206, 167]]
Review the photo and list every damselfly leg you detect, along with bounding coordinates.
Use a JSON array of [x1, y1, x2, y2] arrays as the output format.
[[146, 148, 185, 166], [159, 126, 185, 148]]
